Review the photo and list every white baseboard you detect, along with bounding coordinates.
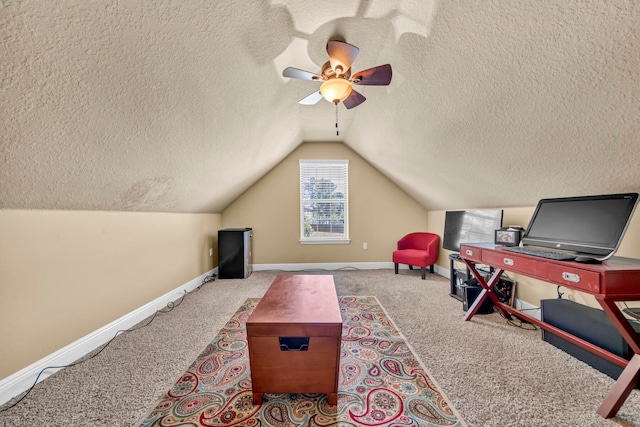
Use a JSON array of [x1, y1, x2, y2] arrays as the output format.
[[254, 262, 447, 274], [514, 298, 541, 320], [253, 262, 395, 272], [0, 268, 217, 406], [434, 264, 450, 278]]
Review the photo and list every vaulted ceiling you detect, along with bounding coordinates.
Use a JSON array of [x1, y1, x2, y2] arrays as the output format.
[[2, 1, 639, 213]]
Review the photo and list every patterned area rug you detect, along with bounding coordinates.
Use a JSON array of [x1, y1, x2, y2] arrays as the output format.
[[138, 296, 465, 426]]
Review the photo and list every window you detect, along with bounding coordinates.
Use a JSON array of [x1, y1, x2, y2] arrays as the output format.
[[299, 159, 349, 244]]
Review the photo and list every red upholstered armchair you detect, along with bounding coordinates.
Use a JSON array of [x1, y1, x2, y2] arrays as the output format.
[[392, 232, 440, 279]]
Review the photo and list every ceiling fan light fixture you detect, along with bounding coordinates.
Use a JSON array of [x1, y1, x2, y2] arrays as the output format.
[[283, 41, 390, 111], [320, 78, 352, 104]]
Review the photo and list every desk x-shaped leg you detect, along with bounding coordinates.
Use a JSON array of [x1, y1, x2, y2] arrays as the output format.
[[462, 261, 510, 321], [595, 297, 640, 418]]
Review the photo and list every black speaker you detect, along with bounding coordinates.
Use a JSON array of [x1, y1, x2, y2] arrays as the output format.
[[462, 284, 494, 314], [218, 228, 252, 279]]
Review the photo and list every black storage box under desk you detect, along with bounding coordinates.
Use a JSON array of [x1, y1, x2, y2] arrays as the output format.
[[541, 298, 640, 385]]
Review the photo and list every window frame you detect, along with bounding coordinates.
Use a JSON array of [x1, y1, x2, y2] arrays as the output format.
[[299, 159, 350, 245]]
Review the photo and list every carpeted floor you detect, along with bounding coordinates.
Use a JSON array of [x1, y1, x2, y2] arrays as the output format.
[[1, 269, 640, 426]]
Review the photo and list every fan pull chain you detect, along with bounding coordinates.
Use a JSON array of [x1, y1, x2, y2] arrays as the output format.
[[335, 102, 339, 136]]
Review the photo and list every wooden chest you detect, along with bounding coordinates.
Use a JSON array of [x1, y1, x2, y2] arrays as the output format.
[[246, 274, 342, 405]]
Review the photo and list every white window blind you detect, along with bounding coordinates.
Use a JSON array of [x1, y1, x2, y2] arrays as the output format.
[[299, 160, 349, 244]]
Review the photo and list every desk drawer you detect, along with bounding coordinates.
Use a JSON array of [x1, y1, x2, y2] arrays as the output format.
[[547, 264, 600, 294], [460, 245, 483, 263], [483, 250, 549, 277]]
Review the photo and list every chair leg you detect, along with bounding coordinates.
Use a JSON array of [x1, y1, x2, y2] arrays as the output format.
[[429, 264, 434, 274], [421, 267, 426, 280], [394, 263, 399, 274]]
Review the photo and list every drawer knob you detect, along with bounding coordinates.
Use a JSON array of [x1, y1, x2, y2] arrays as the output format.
[[562, 272, 581, 283], [503, 258, 514, 266], [465, 249, 474, 256]]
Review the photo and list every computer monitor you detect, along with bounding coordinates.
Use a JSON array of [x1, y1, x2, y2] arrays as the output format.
[[521, 193, 639, 259]]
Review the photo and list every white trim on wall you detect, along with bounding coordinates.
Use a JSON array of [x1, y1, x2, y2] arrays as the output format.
[[254, 262, 448, 276], [254, 262, 392, 272], [514, 299, 542, 320], [0, 268, 217, 406]]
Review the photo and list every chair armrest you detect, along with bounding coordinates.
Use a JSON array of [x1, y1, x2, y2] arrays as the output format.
[[426, 235, 440, 256]]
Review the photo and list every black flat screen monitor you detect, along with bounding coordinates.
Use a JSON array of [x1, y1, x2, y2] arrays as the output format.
[[443, 209, 503, 252], [521, 193, 638, 258]]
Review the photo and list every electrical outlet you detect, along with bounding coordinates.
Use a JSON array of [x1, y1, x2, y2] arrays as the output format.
[[209, 248, 213, 257], [363, 242, 368, 250]]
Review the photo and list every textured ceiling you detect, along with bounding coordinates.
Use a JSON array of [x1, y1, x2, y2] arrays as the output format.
[[1, 0, 639, 213]]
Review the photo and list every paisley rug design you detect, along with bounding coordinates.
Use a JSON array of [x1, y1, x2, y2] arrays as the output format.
[[138, 296, 465, 426]]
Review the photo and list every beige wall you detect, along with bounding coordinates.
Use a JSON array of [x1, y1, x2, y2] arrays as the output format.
[[222, 142, 429, 264], [428, 206, 640, 308], [4, 156, 639, 384], [0, 210, 220, 379]]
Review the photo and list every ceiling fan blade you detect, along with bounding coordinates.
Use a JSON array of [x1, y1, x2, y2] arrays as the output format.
[[327, 41, 359, 75], [343, 89, 366, 109], [283, 67, 322, 81], [351, 64, 392, 86], [299, 91, 324, 105]]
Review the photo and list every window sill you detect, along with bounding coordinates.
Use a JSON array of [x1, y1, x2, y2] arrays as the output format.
[[299, 239, 351, 245]]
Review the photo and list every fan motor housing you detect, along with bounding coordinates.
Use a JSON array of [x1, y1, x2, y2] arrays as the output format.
[[321, 61, 351, 80]]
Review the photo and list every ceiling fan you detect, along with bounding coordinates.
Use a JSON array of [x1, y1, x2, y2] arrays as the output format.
[[283, 40, 392, 110]]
